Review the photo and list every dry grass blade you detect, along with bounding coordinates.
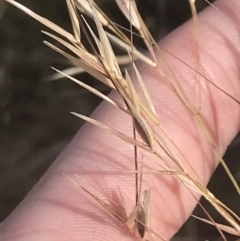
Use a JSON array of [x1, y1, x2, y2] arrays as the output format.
[[65, 173, 164, 241], [43, 40, 114, 88], [74, 0, 136, 45], [132, 64, 157, 116], [115, 0, 141, 30], [115, 0, 157, 61], [51, 67, 129, 113], [5, 0, 77, 43], [74, 0, 109, 27], [156, 38, 240, 196], [106, 32, 156, 67], [48, 54, 134, 81], [163, 49, 240, 105], [88, 0, 122, 78], [63, 173, 126, 224], [48, 66, 84, 81], [67, 0, 81, 43], [188, 0, 201, 111], [192, 215, 240, 236], [71, 112, 150, 152], [42, 31, 105, 75], [135, 189, 151, 239], [124, 70, 155, 150]]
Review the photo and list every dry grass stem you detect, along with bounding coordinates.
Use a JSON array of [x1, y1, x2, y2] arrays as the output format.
[[65, 173, 162, 241], [4, 0, 240, 239]]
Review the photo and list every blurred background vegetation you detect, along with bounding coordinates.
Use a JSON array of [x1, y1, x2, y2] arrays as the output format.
[[1, 0, 240, 240]]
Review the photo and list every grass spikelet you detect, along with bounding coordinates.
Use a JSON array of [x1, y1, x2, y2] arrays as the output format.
[[3, 0, 240, 239], [67, 0, 81, 43]]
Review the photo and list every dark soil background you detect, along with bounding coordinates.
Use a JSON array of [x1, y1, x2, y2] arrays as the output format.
[[1, 0, 239, 240]]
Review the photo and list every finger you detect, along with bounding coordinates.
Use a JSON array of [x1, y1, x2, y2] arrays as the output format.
[[1, 0, 240, 241]]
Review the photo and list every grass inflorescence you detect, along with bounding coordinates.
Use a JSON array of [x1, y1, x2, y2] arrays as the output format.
[[3, 0, 240, 240]]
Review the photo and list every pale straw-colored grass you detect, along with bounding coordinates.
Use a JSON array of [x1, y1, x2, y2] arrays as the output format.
[[4, 0, 240, 240]]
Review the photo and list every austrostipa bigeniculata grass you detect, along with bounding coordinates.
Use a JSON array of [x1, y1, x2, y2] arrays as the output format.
[[3, 0, 240, 240]]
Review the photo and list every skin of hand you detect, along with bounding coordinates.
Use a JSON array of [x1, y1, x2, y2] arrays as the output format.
[[1, 0, 240, 240]]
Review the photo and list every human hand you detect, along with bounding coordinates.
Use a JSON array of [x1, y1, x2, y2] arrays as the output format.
[[1, 0, 240, 240]]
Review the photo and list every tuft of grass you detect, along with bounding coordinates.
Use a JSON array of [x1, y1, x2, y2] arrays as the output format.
[[3, 0, 240, 240]]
